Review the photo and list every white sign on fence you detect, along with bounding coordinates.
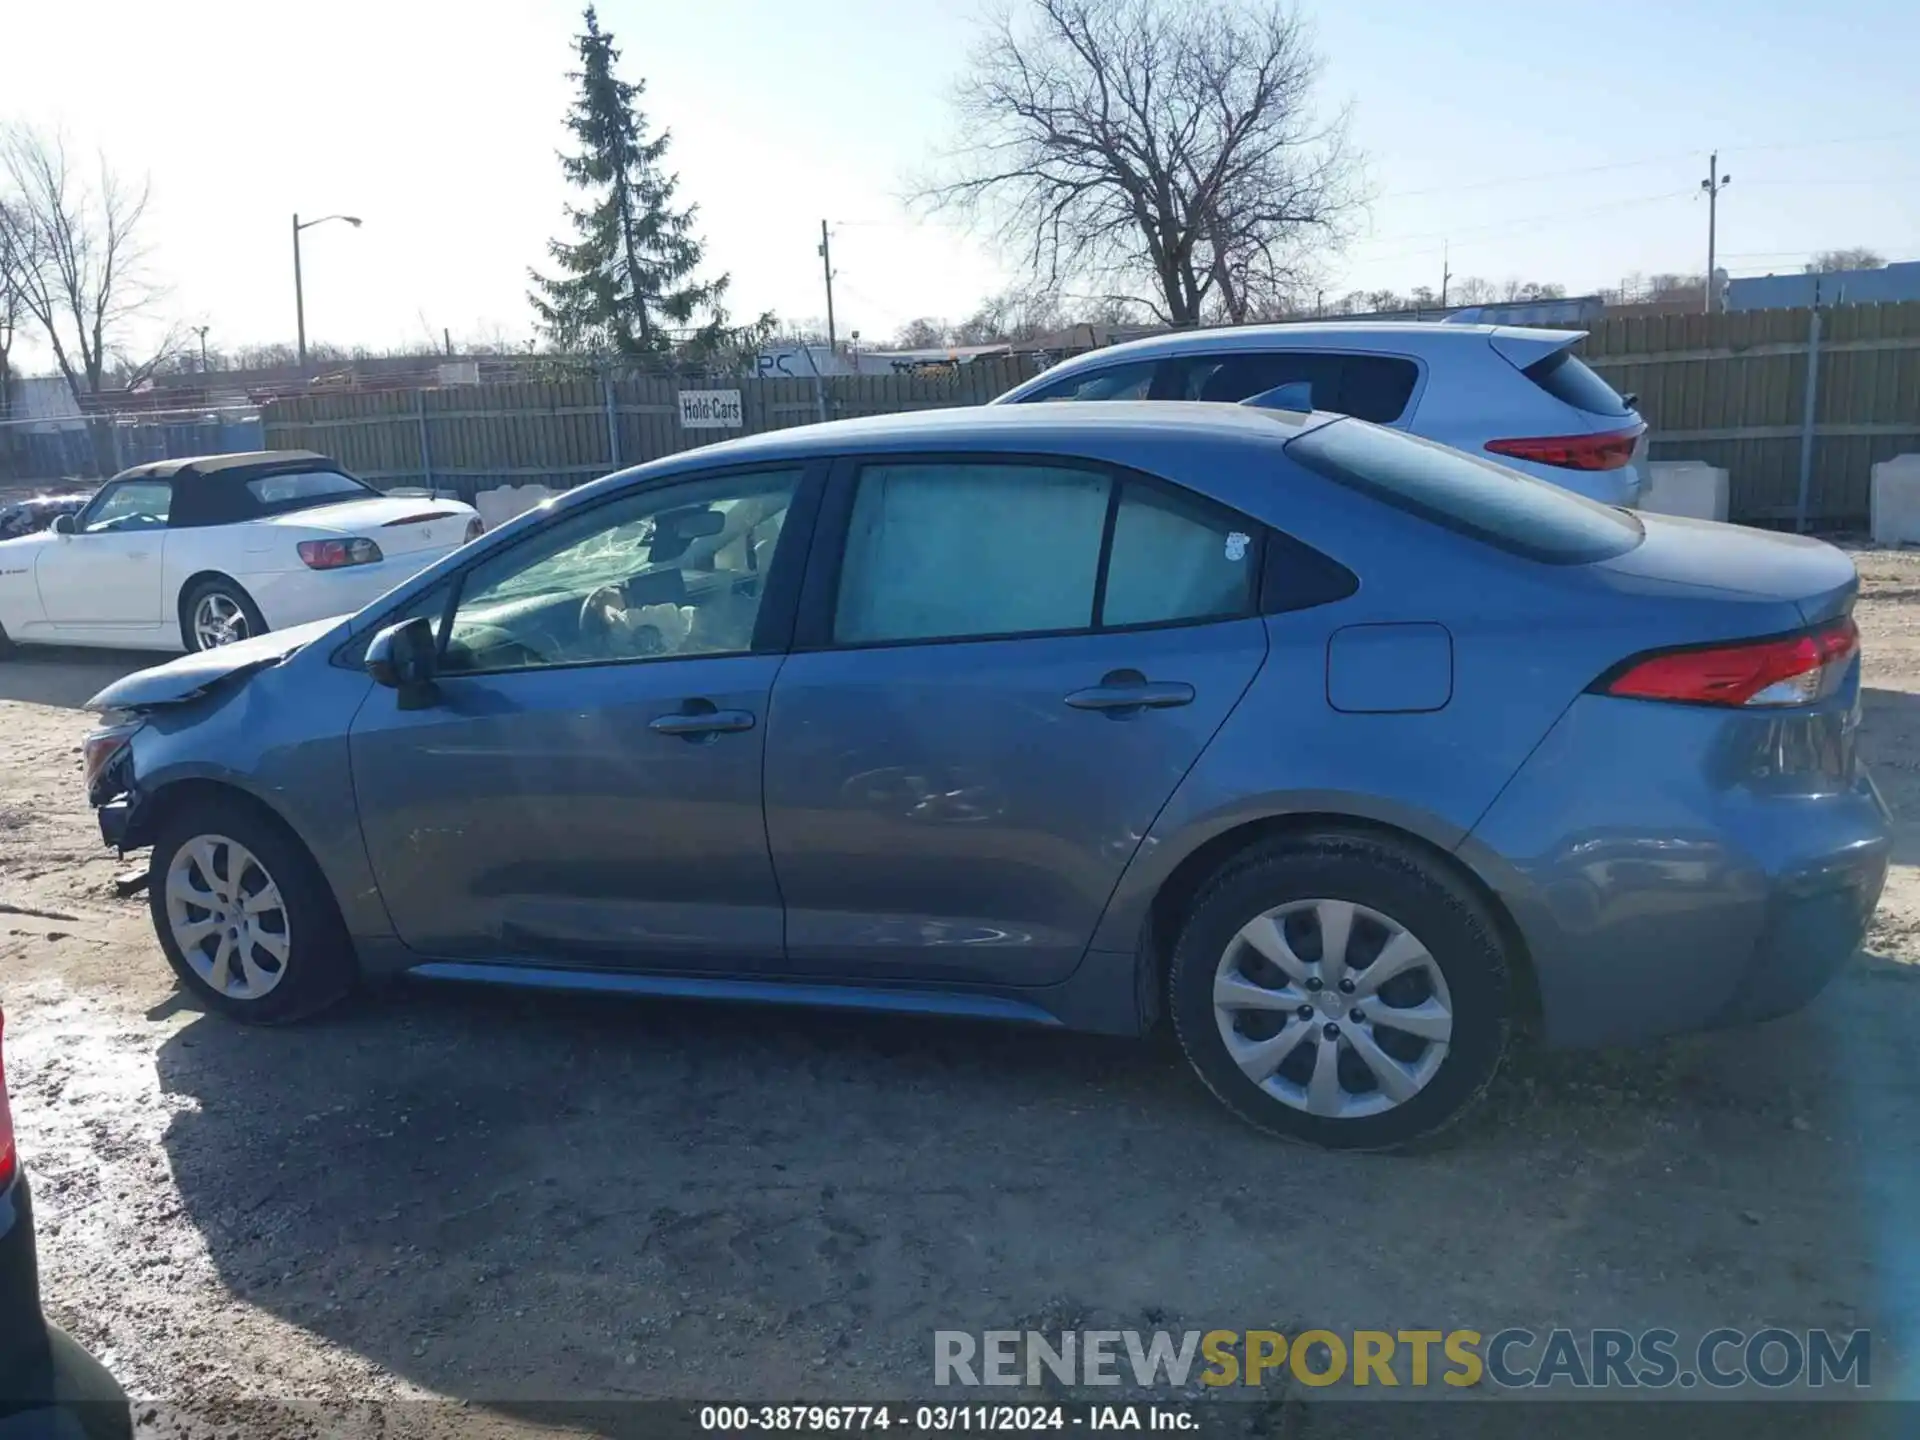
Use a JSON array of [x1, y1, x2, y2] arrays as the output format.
[[678, 389, 744, 429]]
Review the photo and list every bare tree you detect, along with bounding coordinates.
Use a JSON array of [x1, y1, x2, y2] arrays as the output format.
[[919, 0, 1363, 326], [0, 196, 31, 422], [0, 126, 178, 411], [1447, 275, 1498, 307], [1498, 279, 1566, 303], [1809, 247, 1885, 274], [893, 317, 952, 349]]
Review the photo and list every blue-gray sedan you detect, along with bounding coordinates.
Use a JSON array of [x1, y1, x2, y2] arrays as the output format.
[[79, 404, 1890, 1148]]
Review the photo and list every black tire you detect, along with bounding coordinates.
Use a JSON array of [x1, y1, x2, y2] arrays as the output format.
[[178, 577, 267, 653], [0, 623, 14, 660], [1168, 831, 1513, 1151], [43, 1325, 131, 1440], [148, 795, 356, 1024]]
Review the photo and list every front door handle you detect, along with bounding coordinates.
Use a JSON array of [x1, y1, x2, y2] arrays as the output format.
[[650, 701, 756, 739], [1064, 670, 1195, 715]]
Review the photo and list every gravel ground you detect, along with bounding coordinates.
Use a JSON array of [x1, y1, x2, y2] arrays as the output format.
[[2, 551, 1918, 1435]]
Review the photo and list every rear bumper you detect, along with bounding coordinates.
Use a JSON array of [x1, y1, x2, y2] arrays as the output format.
[[1466, 693, 1890, 1049]]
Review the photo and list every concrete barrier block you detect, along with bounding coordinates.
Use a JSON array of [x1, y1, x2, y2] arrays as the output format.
[[1871, 455, 1920, 545], [1639, 461, 1729, 522], [475, 482, 555, 531]]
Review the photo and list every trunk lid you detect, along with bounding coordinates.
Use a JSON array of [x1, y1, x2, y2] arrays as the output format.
[[1597, 513, 1858, 626], [87, 616, 345, 713], [258, 496, 476, 558]]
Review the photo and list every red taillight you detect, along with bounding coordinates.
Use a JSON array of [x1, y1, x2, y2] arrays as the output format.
[[298, 537, 383, 570], [1486, 426, 1643, 471], [1600, 618, 1859, 708], [1, 1009, 17, 1192]]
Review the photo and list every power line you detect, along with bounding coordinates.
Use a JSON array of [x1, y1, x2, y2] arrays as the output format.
[[1351, 189, 1696, 262], [1376, 127, 1920, 202]]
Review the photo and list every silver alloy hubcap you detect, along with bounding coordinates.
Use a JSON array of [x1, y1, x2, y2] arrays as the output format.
[[193, 593, 249, 649], [1212, 898, 1453, 1119], [164, 834, 290, 1000]]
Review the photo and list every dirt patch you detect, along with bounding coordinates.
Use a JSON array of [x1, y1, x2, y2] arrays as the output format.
[[2, 559, 1918, 1434]]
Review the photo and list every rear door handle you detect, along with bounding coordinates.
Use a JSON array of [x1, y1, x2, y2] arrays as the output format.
[[649, 703, 756, 738], [1064, 672, 1195, 714]]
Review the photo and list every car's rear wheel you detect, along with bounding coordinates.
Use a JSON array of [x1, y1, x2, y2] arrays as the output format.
[[1168, 832, 1513, 1150], [148, 797, 356, 1024], [180, 578, 267, 652]]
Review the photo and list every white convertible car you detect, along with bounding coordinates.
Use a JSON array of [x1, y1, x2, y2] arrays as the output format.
[[0, 451, 482, 655]]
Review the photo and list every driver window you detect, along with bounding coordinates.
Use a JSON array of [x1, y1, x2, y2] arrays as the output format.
[[441, 469, 802, 675], [81, 480, 172, 533]]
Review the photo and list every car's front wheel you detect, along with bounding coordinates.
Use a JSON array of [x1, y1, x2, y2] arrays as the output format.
[[1168, 831, 1514, 1150], [180, 578, 267, 652], [148, 797, 356, 1024]]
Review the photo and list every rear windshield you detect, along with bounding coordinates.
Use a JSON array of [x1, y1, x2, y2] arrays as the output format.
[[1524, 349, 1632, 417], [244, 469, 374, 512], [1288, 419, 1643, 565]]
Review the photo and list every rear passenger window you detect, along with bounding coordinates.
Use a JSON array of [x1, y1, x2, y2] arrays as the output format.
[[1178, 352, 1418, 423], [1023, 361, 1159, 403], [1335, 356, 1420, 424], [835, 462, 1109, 643], [1179, 352, 1341, 407], [1289, 421, 1642, 565], [830, 462, 1264, 645], [1103, 483, 1258, 627]]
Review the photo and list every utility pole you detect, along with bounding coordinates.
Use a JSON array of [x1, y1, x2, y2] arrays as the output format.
[[1701, 152, 1731, 314], [818, 220, 837, 354], [1440, 244, 1452, 309], [194, 325, 210, 374]]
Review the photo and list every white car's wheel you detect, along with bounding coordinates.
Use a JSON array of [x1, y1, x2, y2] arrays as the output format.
[[181, 579, 267, 652]]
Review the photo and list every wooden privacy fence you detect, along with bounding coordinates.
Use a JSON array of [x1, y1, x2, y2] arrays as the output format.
[[261, 308, 1920, 526], [1576, 300, 1920, 525], [260, 356, 1043, 500]]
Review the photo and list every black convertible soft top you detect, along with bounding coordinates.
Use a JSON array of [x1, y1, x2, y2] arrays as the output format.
[[105, 450, 374, 528]]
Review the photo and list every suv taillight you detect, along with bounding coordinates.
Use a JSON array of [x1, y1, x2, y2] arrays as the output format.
[[1598, 618, 1859, 708], [0, 1009, 16, 1192], [1486, 426, 1643, 471]]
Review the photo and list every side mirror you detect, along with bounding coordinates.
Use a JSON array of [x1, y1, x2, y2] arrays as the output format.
[[51, 514, 76, 535], [365, 616, 440, 709], [1239, 381, 1317, 413]]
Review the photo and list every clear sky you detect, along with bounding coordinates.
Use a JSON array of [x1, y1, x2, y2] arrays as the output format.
[[4, 0, 1918, 367]]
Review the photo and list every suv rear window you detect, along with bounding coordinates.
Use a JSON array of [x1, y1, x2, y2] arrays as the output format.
[[1288, 419, 1642, 565], [1523, 349, 1632, 418]]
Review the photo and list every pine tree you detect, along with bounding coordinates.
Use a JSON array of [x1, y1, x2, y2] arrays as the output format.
[[529, 7, 728, 356]]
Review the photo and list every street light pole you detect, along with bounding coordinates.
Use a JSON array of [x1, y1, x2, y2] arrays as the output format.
[[292, 212, 364, 375], [292, 213, 307, 373]]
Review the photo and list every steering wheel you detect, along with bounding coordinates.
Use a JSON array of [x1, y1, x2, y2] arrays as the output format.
[[579, 584, 666, 657]]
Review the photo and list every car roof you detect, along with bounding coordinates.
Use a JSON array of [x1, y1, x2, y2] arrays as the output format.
[[108, 450, 336, 483], [623, 400, 1337, 482], [1007, 320, 1582, 378]]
